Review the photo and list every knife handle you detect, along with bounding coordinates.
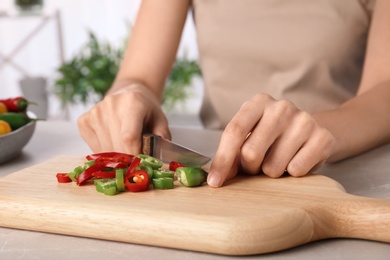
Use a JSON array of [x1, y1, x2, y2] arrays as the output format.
[[142, 133, 157, 156]]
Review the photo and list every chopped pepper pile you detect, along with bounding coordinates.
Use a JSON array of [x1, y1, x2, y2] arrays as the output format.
[[56, 152, 208, 195]]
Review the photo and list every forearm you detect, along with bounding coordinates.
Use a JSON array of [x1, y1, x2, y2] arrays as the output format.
[[314, 82, 390, 162], [107, 0, 190, 99], [107, 78, 148, 96]]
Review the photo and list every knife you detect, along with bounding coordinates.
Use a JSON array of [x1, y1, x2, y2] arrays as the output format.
[[142, 133, 211, 167]]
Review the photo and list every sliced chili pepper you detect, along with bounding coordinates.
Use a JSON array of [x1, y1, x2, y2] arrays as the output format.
[[169, 161, 184, 171], [84, 160, 95, 168], [56, 173, 72, 183], [68, 165, 85, 182], [152, 177, 174, 189], [176, 167, 208, 187], [86, 152, 133, 161], [153, 169, 175, 179], [77, 164, 104, 186], [93, 170, 116, 179], [94, 155, 132, 168], [102, 186, 118, 196], [94, 178, 117, 195], [115, 168, 125, 192], [136, 163, 154, 181], [126, 157, 141, 176], [136, 154, 163, 169], [125, 170, 150, 192]]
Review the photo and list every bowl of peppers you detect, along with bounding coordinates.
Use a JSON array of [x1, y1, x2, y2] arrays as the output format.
[[0, 96, 38, 164]]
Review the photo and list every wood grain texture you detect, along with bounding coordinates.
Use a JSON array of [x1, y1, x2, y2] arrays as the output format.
[[0, 156, 389, 255]]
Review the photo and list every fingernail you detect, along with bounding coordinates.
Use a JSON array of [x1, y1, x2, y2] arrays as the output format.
[[207, 173, 223, 187]]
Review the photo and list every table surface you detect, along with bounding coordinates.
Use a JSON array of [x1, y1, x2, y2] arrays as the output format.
[[1, 121, 390, 259]]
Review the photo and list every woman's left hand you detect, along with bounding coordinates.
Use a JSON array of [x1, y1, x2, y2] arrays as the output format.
[[207, 93, 337, 187]]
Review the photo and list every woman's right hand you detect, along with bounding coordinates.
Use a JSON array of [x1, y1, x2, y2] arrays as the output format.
[[77, 83, 171, 155]]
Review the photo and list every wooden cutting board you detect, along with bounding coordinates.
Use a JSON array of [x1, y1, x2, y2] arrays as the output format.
[[0, 156, 389, 255]]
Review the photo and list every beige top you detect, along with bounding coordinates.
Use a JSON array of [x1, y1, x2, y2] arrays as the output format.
[[192, 0, 375, 129]]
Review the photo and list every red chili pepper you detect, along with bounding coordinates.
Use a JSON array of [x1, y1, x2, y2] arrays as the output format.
[[85, 152, 133, 161], [92, 170, 116, 179], [126, 157, 141, 175], [94, 157, 129, 168], [56, 173, 72, 183], [124, 170, 150, 192], [0, 97, 32, 112], [77, 164, 104, 186], [169, 161, 185, 171]]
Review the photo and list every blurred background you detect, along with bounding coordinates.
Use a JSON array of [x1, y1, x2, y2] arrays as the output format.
[[0, 0, 202, 127]]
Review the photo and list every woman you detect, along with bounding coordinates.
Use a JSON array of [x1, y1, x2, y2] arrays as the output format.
[[78, 0, 390, 187]]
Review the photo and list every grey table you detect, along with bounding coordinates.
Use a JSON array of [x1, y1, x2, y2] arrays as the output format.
[[1, 121, 389, 259]]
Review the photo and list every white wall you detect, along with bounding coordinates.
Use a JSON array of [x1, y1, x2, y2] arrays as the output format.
[[0, 0, 199, 120]]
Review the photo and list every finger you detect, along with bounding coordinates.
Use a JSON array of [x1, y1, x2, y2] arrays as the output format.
[[77, 113, 101, 152], [151, 109, 171, 141], [88, 106, 115, 152], [240, 99, 298, 175], [226, 153, 240, 180], [287, 128, 335, 177], [261, 114, 314, 177], [240, 113, 284, 175], [118, 103, 146, 155], [208, 98, 266, 187]]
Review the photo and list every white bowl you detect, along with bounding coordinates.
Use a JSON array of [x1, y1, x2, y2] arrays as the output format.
[[0, 113, 36, 164]]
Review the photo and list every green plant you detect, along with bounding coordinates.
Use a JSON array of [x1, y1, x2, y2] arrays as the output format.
[[54, 32, 123, 108], [54, 31, 201, 112], [163, 55, 202, 111]]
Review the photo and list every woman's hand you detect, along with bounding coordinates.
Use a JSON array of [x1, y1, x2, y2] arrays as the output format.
[[207, 93, 337, 187], [77, 83, 171, 155]]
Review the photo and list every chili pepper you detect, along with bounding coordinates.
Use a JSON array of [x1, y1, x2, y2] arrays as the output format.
[[94, 178, 118, 195], [94, 154, 132, 168], [125, 170, 150, 192], [126, 157, 141, 176], [115, 168, 125, 192], [68, 165, 85, 182], [0, 112, 33, 130], [0, 102, 7, 114], [136, 163, 154, 181], [0, 97, 34, 112], [84, 160, 95, 168], [153, 169, 175, 179], [176, 167, 208, 187], [136, 154, 163, 169], [93, 170, 116, 179], [0, 120, 12, 136], [169, 161, 184, 171], [56, 173, 72, 183], [152, 177, 174, 189], [77, 163, 104, 186], [86, 152, 133, 162]]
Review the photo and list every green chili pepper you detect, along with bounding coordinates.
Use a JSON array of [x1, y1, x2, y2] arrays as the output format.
[[176, 167, 208, 187], [68, 165, 84, 182], [115, 168, 125, 192], [0, 112, 33, 130], [136, 163, 154, 181], [136, 154, 163, 169], [84, 160, 95, 168], [102, 186, 118, 196], [94, 178, 118, 195], [153, 169, 175, 179], [152, 177, 174, 189]]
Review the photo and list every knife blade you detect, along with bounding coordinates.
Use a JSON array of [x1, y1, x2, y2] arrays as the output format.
[[142, 133, 211, 167]]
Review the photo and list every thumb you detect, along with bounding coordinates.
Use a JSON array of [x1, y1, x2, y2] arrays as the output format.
[[151, 112, 171, 141]]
